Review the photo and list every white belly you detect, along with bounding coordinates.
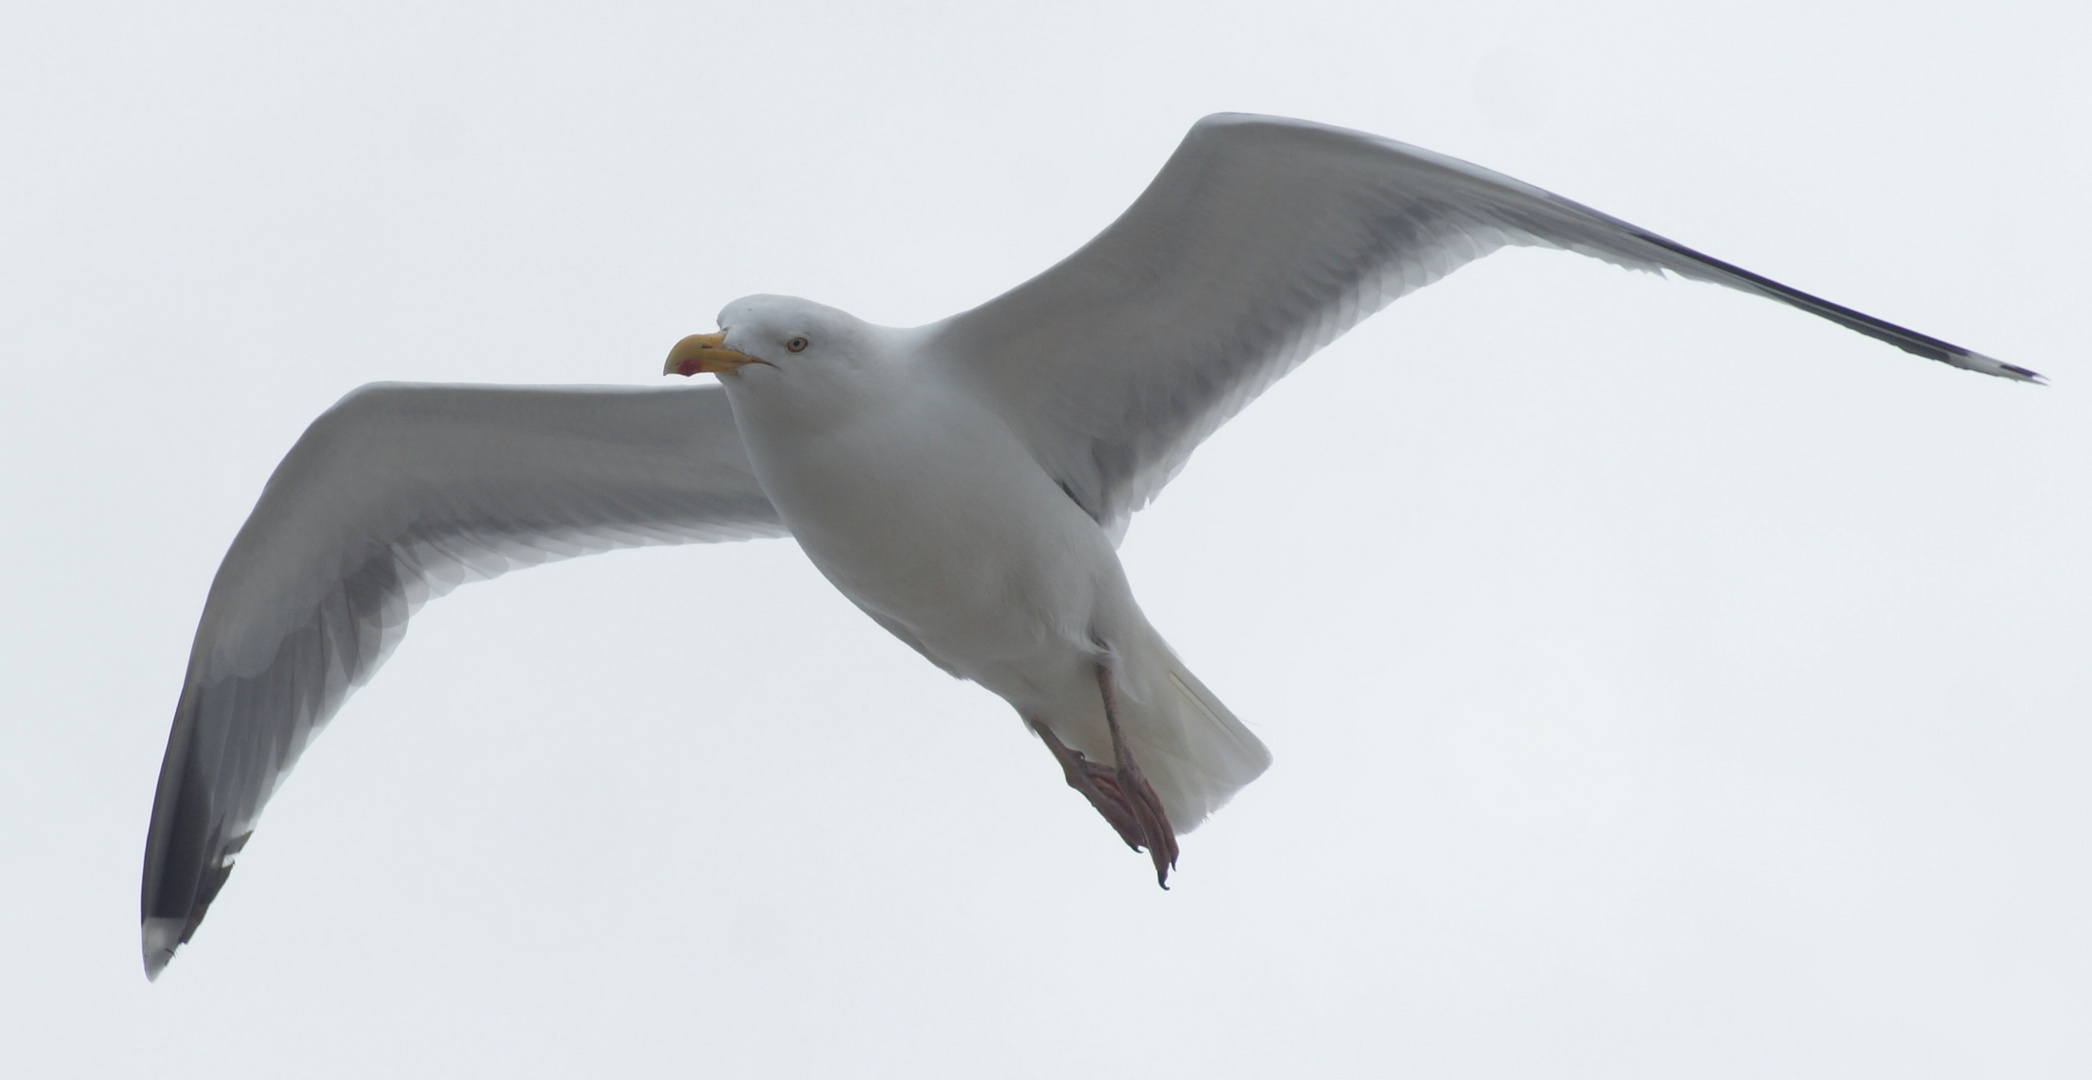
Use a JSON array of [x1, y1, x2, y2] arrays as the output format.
[[729, 381, 1124, 698]]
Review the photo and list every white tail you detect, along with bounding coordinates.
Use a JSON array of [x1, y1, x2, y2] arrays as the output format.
[[1118, 633, 1272, 831]]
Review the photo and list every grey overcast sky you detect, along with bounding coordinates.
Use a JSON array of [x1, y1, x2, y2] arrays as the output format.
[[3, 1, 2089, 1076]]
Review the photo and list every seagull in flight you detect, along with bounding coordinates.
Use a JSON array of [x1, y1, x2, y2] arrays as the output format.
[[140, 113, 2038, 980]]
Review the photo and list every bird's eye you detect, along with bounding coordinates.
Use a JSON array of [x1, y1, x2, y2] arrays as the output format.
[[785, 336, 810, 353]]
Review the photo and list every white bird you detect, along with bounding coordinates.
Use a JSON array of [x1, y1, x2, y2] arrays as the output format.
[[140, 113, 2038, 980]]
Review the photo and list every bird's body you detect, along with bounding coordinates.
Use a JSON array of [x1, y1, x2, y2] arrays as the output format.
[[718, 300, 1266, 839], [750, 349, 1123, 716], [140, 113, 2037, 978], [730, 315, 1103, 681]]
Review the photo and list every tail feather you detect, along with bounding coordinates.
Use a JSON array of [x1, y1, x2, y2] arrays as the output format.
[[1124, 637, 1271, 831]]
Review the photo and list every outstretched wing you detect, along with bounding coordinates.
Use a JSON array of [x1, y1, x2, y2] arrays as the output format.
[[930, 113, 2037, 537], [142, 382, 784, 978]]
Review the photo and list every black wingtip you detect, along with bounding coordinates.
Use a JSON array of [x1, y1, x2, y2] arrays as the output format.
[[2003, 361, 2048, 385], [1949, 350, 2046, 385], [140, 857, 233, 981], [140, 718, 247, 983]]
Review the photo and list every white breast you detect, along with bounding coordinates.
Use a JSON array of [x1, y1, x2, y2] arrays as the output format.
[[725, 368, 1121, 683]]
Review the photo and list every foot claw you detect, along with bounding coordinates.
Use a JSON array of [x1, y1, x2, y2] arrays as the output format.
[[1115, 757, 1178, 889]]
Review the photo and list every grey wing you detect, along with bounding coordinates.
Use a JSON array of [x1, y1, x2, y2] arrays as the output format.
[[929, 112, 2038, 537], [141, 382, 785, 979]]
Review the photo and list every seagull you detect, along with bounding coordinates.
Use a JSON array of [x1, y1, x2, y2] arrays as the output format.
[[140, 113, 2039, 980]]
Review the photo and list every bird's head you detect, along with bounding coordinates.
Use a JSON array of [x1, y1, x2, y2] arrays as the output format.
[[667, 292, 883, 380]]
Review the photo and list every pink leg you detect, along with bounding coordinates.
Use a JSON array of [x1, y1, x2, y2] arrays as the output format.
[[1028, 664, 1179, 888]]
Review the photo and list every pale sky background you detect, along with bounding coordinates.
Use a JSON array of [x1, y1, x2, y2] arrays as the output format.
[[3, 1, 2089, 1076]]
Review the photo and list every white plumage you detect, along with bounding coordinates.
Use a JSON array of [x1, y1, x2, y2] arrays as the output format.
[[140, 113, 2034, 980]]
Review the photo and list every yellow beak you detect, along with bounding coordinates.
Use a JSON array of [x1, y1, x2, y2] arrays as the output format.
[[664, 331, 763, 376]]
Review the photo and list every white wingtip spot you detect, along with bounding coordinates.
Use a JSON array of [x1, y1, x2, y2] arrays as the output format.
[[142, 918, 184, 981]]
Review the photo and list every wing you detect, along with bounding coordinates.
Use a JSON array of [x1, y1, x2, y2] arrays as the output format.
[[141, 382, 785, 978], [929, 113, 2039, 537]]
